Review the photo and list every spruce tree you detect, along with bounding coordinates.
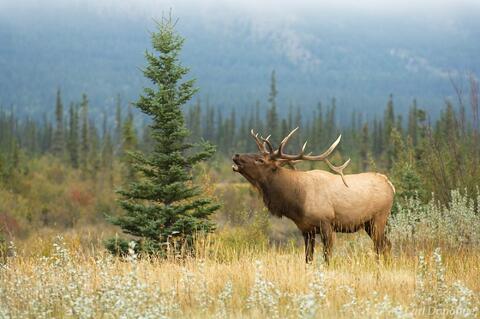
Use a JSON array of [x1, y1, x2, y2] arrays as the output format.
[[114, 95, 123, 152], [80, 94, 89, 173], [120, 108, 138, 181], [227, 109, 236, 152], [101, 130, 113, 170], [408, 99, 418, 146], [384, 94, 395, 145], [88, 118, 100, 177], [67, 104, 80, 168], [325, 99, 337, 142], [106, 17, 219, 256], [187, 100, 202, 143], [267, 70, 279, 143], [254, 100, 263, 134], [204, 99, 215, 142], [360, 122, 369, 171], [52, 89, 65, 157], [216, 110, 224, 152]]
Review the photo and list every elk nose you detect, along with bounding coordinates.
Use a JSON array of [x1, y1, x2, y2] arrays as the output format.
[[232, 154, 241, 163]]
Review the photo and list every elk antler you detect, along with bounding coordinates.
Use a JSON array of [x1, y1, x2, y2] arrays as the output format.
[[273, 127, 341, 161], [250, 129, 272, 156], [325, 158, 351, 187], [270, 127, 350, 187], [261, 135, 275, 154]]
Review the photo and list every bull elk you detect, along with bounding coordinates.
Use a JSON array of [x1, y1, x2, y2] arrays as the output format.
[[232, 128, 395, 263]]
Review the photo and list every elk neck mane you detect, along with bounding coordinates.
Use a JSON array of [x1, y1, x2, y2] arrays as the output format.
[[256, 167, 306, 219]]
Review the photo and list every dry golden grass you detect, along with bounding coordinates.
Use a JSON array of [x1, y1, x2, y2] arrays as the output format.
[[1, 230, 478, 318]]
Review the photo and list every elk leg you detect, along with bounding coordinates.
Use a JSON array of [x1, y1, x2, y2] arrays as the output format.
[[319, 223, 334, 265], [365, 215, 391, 256], [303, 230, 315, 264], [364, 219, 379, 255]]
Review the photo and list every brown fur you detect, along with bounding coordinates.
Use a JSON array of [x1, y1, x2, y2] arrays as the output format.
[[233, 153, 394, 263]]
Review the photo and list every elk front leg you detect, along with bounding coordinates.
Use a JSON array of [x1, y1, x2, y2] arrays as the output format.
[[303, 230, 316, 264]]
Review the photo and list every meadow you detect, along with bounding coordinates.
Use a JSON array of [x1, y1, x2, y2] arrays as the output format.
[[1, 189, 479, 319], [1, 13, 479, 319]]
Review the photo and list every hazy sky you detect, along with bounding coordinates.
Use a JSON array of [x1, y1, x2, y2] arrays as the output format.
[[1, 0, 478, 115], [2, 0, 479, 17]]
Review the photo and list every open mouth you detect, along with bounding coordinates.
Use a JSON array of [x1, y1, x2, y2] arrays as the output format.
[[232, 158, 242, 172]]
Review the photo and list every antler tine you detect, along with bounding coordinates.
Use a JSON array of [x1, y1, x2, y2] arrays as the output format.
[[261, 134, 274, 154], [277, 127, 300, 157], [276, 134, 342, 161], [301, 141, 308, 153], [280, 127, 299, 144], [302, 135, 342, 161], [250, 129, 268, 154], [325, 158, 351, 187]]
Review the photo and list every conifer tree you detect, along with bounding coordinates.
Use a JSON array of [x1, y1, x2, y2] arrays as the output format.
[[88, 118, 100, 177], [287, 103, 294, 130], [101, 130, 113, 171], [360, 122, 369, 171], [203, 99, 215, 142], [140, 123, 154, 153], [106, 17, 219, 256], [52, 89, 65, 157], [390, 130, 425, 206], [254, 100, 263, 133], [80, 94, 89, 173], [120, 108, 138, 181], [238, 115, 247, 152], [325, 100, 337, 142], [384, 94, 395, 144], [11, 141, 19, 171], [266, 70, 279, 142], [43, 118, 53, 153], [114, 95, 123, 153], [280, 118, 289, 141], [187, 100, 202, 143], [383, 94, 396, 168], [0, 154, 4, 185], [408, 99, 418, 146], [294, 106, 302, 129], [227, 109, 236, 152], [24, 117, 37, 155], [67, 104, 80, 168], [216, 110, 224, 152], [396, 114, 403, 135]]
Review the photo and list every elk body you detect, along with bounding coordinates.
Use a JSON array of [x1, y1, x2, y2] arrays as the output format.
[[232, 128, 395, 263]]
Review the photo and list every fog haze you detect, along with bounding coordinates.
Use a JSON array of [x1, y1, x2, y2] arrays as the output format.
[[1, 0, 479, 119]]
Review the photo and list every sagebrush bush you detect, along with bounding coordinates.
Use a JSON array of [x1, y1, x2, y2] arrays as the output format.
[[388, 189, 480, 249], [1, 236, 478, 318]]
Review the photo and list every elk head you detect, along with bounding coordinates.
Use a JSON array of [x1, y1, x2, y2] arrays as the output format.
[[232, 128, 351, 186]]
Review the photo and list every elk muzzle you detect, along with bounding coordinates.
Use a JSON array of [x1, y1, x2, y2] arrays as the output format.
[[232, 154, 241, 172]]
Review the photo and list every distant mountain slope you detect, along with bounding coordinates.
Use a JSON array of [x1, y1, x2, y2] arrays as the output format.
[[0, 4, 479, 121]]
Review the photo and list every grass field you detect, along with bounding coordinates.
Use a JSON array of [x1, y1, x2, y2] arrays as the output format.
[[1, 229, 478, 319]]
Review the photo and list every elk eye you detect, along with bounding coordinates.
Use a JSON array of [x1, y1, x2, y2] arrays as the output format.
[[256, 158, 265, 164]]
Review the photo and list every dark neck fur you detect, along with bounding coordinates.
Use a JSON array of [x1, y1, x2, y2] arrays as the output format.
[[257, 168, 305, 220]]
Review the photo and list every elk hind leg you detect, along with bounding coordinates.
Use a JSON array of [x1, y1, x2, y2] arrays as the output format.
[[365, 215, 391, 256], [303, 230, 316, 264]]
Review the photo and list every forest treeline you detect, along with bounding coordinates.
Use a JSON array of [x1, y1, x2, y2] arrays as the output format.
[[0, 73, 479, 207]]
